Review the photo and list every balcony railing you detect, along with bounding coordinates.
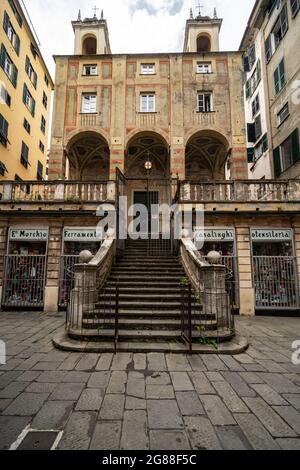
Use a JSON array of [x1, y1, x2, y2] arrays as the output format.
[[0, 181, 116, 203], [179, 180, 300, 203]]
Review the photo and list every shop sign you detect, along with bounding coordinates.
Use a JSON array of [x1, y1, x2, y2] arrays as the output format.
[[195, 228, 235, 242], [9, 229, 48, 242], [64, 228, 102, 242], [251, 229, 292, 242]]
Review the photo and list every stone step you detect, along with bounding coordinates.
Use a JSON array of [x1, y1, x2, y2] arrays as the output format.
[[95, 300, 187, 310], [105, 287, 182, 294], [82, 318, 218, 331], [106, 280, 182, 288], [100, 293, 182, 302], [110, 272, 184, 279], [85, 309, 216, 320]]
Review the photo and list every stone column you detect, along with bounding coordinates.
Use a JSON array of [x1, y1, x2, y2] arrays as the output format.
[[230, 146, 248, 180], [44, 223, 63, 313], [109, 146, 125, 179], [0, 220, 8, 304], [48, 146, 66, 181], [236, 226, 255, 316]]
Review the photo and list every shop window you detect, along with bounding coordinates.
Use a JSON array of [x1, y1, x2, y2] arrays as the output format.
[[23, 84, 36, 117], [25, 56, 37, 88], [140, 93, 156, 113], [23, 118, 31, 134], [0, 113, 9, 147], [3, 11, 20, 55], [8, 0, 22, 27], [141, 63, 155, 75], [0, 44, 18, 88], [291, 0, 300, 17], [20, 141, 29, 168], [41, 115, 46, 134], [197, 62, 212, 74], [274, 59, 286, 95], [277, 103, 289, 126], [81, 94, 97, 113], [197, 92, 213, 113], [83, 64, 98, 76], [0, 84, 11, 107]]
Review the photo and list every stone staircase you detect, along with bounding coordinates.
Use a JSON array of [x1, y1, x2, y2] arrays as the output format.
[[76, 239, 233, 349]]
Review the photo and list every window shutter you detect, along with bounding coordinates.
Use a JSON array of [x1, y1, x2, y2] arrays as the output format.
[[273, 146, 282, 177], [15, 34, 20, 55], [247, 148, 255, 163], [255, 115, 262, 140], [247, 123, 256, 143], [291, 128, 300, 164], [12, 64, 18, 88], [31, 97, 36, 117], [246, 79, 251, 98], [23, 83, 27, 104], [265, 35, 272, 63], [274, 67, 280, 95], [243, 57, 250, 72], [0, 44, 6, 69], [279, 60, 285, 88], [25, 56, 30, 74], [33, 71, 37, 89], [3, 11, 9, 34], [262, 133, 268, 153], [281, 5, 289, 36]]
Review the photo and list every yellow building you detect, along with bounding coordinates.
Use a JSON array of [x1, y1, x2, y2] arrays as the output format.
[[0, 0, 53, 181]]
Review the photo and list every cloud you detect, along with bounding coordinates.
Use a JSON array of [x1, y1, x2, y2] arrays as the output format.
[[129, 0, 184, 16]]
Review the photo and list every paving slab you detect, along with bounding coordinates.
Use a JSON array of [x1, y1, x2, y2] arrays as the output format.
[[49, 383, 85, 401], [31, 401, 74, 430], [75, 389, 104, 411], [170, 372, 194, 391], [234, 413, 280, 450], [276, 438, 300, 450], [90, 421, 121, 450], [58, 412, 97, 450], [3, 392, 49, 416], [147, 400, 183, 430], [189, 372, 215, 394], [147, 353, 167, 371], [150, 430, 191, 450], [125, 397, 147, 410], [184, 416, 222, 450], [250, 384, 288, 405], [200, 395, 236, 426], [95, 354, 114, 371], [121, 410, 149, 450], [99, 394, 125, 420], [0, 416, 31, 450], [107, 371, 127, 394], [176, 391, 204, 416], [146, 385, 175, 399], [216, 426, 251, 450], [213, 381, 249, 413]]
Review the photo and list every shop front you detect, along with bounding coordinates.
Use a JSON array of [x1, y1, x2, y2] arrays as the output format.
[[2, 229, 48, 309], [59, 227, 102, 308], [195, 228, 239, 310], [251, 229, 300, 312]]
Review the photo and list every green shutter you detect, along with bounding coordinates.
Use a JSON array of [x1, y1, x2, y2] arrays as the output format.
[[274, 67, 280, 95], [0, 43, 6, 69], [273, 146, 282, 177], [3, 11, 9, 33], [33, 71, 37, 89], [15, 34, 20, 55], [23, 83, 27, 105], [247, 148, 255, 163], [262, 133, 268, 153], [31, 97, 36, 117], [292, 128, 300, 164], [279, 60, 285, 88], [246, 79, 251, 98], [12, 64, 18, 88]]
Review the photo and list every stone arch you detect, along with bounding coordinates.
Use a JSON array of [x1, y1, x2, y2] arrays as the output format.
[[125, 131, 170, 178], [66, 131, 110, 181], [197, 34, 211, 53], [82, 34, 97, 55], [185, 130, 230, 181]]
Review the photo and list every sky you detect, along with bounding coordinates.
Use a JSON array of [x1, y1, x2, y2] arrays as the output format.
[[22, 0, 256, 78]]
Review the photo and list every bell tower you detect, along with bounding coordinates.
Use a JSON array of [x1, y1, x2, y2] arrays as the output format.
[[72, 8, 111, 55], [183, 6, 222, 53]]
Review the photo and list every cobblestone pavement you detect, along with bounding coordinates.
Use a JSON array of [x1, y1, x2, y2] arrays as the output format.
[[0, 312, 300, 450]]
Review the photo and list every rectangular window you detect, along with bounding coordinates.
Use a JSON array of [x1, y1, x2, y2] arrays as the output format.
[[25, 56, 37, 88], [42, 91, 48, 109], [23, 118, 31, 134], [254, 133, 268, 161], [140, 93, 156, 113], [0, 44, 18, 87], [197, 92, 213, 113], [252, 94, 260, 118], [8, 0, 22, 27], [274, 59, 286, 95], [20, 141, 29, 168], [265, 35, 272, 63], [0, 113, 9, 147], [83, 64, 98, 76], [44, 74, 49, 86], [277, 103, 290, 126], [0, 84, 11, 107], [197, 62, 212, 74], [39, 141, 45, 153], [254, 114, 262, 140], [141, 64, 155, 75], [291, 0, 300, 17], [41, 115, 46, 134], [247, 44, 256, 70], [23, 84, 36, 116], [274, 128, 300, 175], [30, 43, 38, 59], [37, 161, 43, 180], [81, 94, 97, 113], [3, 11, 20, 55], [272, 4, 289, 50], [0, 161, 8, 176]]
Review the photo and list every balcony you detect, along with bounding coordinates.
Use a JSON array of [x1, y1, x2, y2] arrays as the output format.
[[78, 113, 102, 128], [137, 112, 157, 128]]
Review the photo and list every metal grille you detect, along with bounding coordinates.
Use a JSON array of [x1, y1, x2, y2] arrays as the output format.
[[253, 256, 299, 309], [2, 255, 47, 308], [202, 256, 240, 308], [59, 255, 80, 308]]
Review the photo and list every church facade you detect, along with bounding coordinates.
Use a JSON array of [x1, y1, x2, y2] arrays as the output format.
[[0, 8, 300, 322]]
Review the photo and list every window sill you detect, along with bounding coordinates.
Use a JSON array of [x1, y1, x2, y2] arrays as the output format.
[[137, 112, 158, 114], [196, 111, 216, 114], [140, 73, 157, 76], [79, 112, 100, 115], [196, 72, 213, 75], [82, 74, 99, 77]]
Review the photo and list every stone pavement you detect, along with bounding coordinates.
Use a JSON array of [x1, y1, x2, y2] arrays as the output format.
[[0, 312, 300, 450]]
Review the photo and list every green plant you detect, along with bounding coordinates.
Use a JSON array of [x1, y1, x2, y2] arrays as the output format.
[[180, 277, 189, 286], [195, 326, 218, 350]]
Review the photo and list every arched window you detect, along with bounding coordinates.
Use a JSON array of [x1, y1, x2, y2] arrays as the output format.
[[197, 35, 211, 53], [82, 36, 97, 55]]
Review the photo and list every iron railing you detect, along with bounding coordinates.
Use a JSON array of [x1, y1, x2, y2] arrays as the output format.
[[2, 255, 47, 308], [59, 255, 80, 308], [253, 256, 299, 309], [181, 279, 235, 353]]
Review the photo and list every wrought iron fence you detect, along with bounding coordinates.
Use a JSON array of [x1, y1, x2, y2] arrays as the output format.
[[2, 255, 47, 308], [59, 255, 80, 308], [180, 279, 235, 353], [253, 256, 299, 309]]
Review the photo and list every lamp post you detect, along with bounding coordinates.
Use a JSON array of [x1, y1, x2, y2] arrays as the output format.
[[144, 153, 153, 237]]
